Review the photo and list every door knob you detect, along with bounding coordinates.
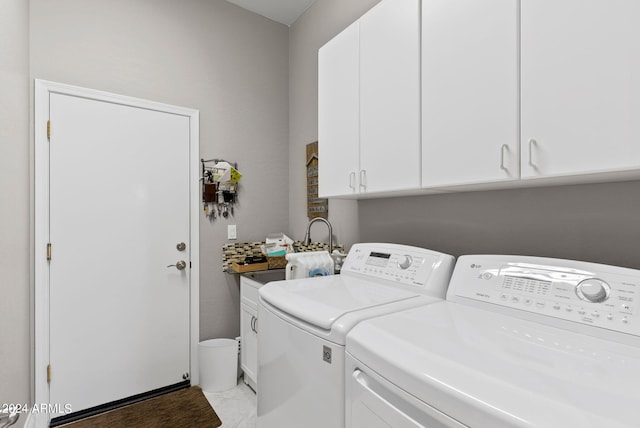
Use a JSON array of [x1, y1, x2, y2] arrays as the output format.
[[176, 242, 186, 251], [167, 260, 187, 270]]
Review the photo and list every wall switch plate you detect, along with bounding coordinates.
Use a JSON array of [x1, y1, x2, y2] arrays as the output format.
[[227, 224, 237, 240]]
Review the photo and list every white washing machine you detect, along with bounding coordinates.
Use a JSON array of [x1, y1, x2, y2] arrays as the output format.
[[256, 243, 455, 428], [345, 255, 640, 428]]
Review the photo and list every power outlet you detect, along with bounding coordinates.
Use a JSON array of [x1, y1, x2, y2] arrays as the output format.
[[227, 224, 237, 240]]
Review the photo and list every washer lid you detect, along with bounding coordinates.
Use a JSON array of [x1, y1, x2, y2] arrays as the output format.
[[259, 275, 420, 331], [347, 302, 640, 428]]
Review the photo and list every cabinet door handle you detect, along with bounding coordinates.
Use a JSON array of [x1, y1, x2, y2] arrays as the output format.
[[359, 170, 367, 190], [500, 144, 509, 172], [528, 139, 537, 169], [349, 171, 356, 190], [251, 315, 258, 333]]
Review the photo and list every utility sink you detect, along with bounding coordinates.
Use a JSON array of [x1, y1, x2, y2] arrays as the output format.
[[243, 269, 286, 284]]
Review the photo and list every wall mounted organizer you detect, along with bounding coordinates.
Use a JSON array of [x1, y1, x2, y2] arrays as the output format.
[[201, 158, 242, 220]]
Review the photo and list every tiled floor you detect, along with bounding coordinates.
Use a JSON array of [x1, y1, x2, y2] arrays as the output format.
[[203, 381, 256, 428]]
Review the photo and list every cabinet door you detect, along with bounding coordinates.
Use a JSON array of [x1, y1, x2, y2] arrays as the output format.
[[422, 0, 519, 188], [521, 0, 640, 179], [240, 303, 258, 386], [359, 0, 421, 193], [318, 22, 360, 198]]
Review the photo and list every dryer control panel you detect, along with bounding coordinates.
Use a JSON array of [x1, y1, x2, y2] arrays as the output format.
[[341, 243, 455, 295], [448, 255, 638, 337]]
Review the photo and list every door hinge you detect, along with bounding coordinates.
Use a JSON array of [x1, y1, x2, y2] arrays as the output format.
[[47, 364, 51, 384], [47, 243, 52, 261], [47, 120, 51, 140]]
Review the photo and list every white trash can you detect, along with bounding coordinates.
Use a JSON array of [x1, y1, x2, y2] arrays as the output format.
[[199, 338, 238, 392]]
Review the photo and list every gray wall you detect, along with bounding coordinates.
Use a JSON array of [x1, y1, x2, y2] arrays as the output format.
[[0, 0, 30, 410], [0, 0, 288, 407], [290, 0, 640, 270], [360, 181, 640, 269]]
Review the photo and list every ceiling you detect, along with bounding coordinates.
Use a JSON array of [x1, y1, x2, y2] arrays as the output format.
[[225, 0, 315, 26]]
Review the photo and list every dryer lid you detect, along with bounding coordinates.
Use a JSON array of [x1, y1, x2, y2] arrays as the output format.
[[347, 301, 640, 428], [259, 275, 420, 331]]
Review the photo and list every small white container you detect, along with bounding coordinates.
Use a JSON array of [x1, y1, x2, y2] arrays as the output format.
[[198, 338, 238, 392]]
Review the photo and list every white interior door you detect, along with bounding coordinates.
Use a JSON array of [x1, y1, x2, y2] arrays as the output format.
[[48, 91, 191, 415]]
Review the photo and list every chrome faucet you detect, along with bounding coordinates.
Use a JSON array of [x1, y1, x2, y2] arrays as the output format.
[[303, 217, 333, 254], [0, 410, 19, 428]]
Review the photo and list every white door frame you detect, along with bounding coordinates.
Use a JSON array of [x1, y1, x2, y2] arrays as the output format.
[[34, 79, 200, 427]]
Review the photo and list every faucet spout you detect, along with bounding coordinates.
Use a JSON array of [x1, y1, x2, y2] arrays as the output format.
[[303, 217, 333, 254]]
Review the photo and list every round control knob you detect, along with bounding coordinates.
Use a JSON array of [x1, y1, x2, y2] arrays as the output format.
[[576, 278, 610, 303], [398, 255, 413, 270]]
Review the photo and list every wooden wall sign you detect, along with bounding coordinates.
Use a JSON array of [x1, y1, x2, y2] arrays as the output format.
[[306, 141, 328, 219]]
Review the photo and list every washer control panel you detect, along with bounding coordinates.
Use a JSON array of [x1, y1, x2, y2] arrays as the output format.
[[341, 243, 455, 291], [449, 255, 638, 337]]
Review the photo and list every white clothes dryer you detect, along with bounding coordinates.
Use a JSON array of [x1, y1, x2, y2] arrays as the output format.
[[256, 243, 455, 428], [345, 255, 640, 428]]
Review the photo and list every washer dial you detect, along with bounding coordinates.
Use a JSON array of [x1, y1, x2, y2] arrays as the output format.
[[398, 255, 413, 270], [576, 278, 610, 303]]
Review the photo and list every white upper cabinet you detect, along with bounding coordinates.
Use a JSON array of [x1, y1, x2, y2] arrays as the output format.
[[320, 0, 640, 199], [521, 0, 640, 179], [359, 0, 421, 194], [318, 0, 420, 198], [422, 0, 519, 188], [318, 22, 360, 198]]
